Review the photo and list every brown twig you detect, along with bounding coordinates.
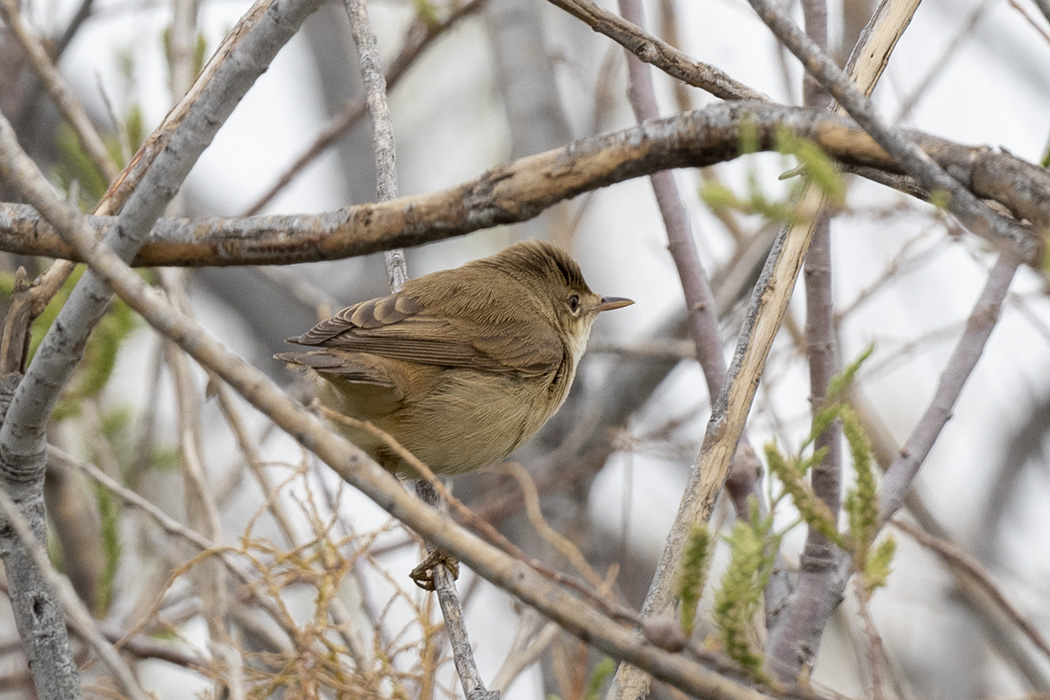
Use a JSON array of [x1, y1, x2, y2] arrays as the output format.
[[1, 105, 1047, 269], [852, 578, 888, 700], [746, 0, 1033, 261]]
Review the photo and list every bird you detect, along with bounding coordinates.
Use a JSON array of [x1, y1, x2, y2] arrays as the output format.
[[276, 239, 633, 477]]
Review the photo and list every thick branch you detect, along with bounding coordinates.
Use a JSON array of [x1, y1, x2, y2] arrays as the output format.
[[0, 104, 1045, 268]]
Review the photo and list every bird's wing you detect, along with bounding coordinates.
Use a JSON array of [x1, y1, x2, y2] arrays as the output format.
[[274, 349, 398, 388], [275, 349, 407, 417], [285, 292, 563, 376]]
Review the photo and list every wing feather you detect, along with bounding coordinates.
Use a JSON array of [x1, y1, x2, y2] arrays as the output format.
[[285, 290, 562, 376]]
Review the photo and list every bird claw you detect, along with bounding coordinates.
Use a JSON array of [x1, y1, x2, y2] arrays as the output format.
[[410, 550, 460, 590]]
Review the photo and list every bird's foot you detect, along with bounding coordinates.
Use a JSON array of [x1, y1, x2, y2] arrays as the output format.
[[410, 549, 460, 590]]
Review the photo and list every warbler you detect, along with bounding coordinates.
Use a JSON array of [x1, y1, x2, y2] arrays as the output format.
[[276, 239, 632, 476]]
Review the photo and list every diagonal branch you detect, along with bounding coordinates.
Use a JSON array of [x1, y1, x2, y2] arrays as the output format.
[[745, 0, 1034, 261], [544, 0, 769, 101], [0, 0, 326, 695]]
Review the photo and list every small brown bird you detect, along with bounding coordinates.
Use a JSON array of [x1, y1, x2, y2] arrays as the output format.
[[276, 239, 632, 476]]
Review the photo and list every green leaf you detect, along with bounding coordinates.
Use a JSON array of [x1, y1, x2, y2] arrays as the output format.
[[863, 535, 896, 590], [676, 525, 712, 636], [774, 126, 847, 207], [584, 657, 616, 700], [92, 480, 122, 614], [713, 502, 776, 681]]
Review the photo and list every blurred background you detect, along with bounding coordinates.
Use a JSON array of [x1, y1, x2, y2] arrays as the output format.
[[3, 0, 1050, 697]]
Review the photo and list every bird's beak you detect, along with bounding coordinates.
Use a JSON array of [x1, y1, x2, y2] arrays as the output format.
[[593, 296, 634, 313]]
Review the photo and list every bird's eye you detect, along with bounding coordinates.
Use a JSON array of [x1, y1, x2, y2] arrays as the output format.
[[568, 294, 581, 314]]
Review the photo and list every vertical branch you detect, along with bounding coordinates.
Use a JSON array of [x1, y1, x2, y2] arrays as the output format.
[[160, 271, 237, 693], [0, 487, 150, 700], [785, 0, 845, 680], [415, 481, 499, 700], [170, 0, 201, 100], [342, 0, 491, 695], [343, 0, 407, 290], [608, 2, 769, 697], [615, 0, 726, 406], [765, 0, 923, 677]]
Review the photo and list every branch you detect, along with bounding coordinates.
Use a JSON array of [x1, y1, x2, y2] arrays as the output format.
[[0, 487, 150, 700], [243, 0, 487, 216], [544, 0, 769, 101], [892, 518, 1050, 665], [343, 0, 406, 291], [609, 0, 768, 695], [0, 105, 1045, 268], [745, 0, 1035, 261], [877, 253, 1020, 521]]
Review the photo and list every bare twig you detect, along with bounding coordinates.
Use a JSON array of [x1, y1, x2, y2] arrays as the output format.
[[0, 3, 325, 694], [343, 0, 406, 290], [545, 0, 769, 101], [0, 129, 783, 697], [416, 481, 499, 700], [895, 0, 992, 123], [243, 0, 487, 216], [745, 0, 1035, 261], [342, 0, 490, 695], [852, 579, 888, 700], [774, 0, 841, 684], [609, 0, 767, 695], [158, 270, 229, 659], [892, 518, 1050, 665]]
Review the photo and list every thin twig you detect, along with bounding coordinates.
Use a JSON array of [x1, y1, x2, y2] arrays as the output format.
[[609, 0, 767, 695], [416, 481, 499, 700], [343, 0, 406, 290], [894, 0, 992, 123], [778, 0, 843, 686], [243, 0, 487, 216], [0, 0, 120, 184], [158, 270, 230, 656], [0, 101, 886, 700], [342, 0, 491, 695], [545, 0, 769, 101], [852, 578, 887, 700], [891, 519, 1050, 664], [745, 0, 1035, 261]]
